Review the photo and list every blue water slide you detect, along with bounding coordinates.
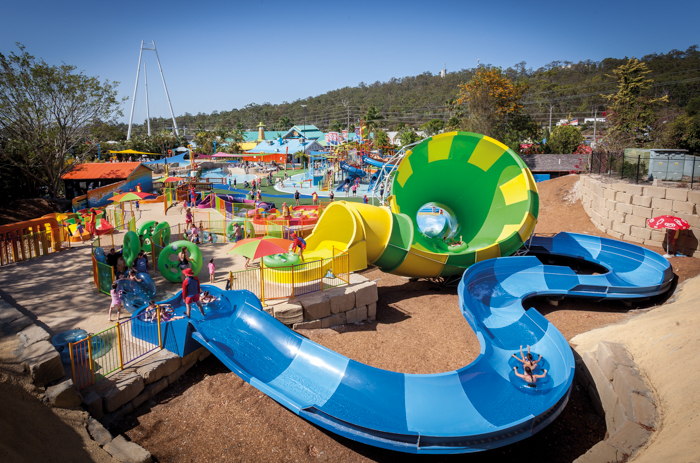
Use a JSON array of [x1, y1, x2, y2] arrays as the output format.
[[144, 232, 672, 454], [362, 156, 393, 191], [337, 162, 366, 191]]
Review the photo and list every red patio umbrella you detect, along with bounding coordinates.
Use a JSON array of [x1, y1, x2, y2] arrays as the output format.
[[162, 176, 184, 183], [647, 215, 690, 230]]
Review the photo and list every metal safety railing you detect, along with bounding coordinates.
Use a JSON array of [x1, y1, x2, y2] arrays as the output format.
[[226, 248, 350, 305], [70, 306, 164, 389]]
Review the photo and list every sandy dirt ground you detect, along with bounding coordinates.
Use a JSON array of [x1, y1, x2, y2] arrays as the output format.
[[0, 328, 118, 463], [2, 175, 699, 462], [109, 175, 700, 463], [572, 276, 700, 463]]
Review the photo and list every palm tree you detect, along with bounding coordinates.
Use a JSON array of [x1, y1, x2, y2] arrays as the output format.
[[277, 115, 292, 131], [364, 106, 384, 136]]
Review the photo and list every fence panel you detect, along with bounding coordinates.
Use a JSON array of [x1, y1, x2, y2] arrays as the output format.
[[291, 259, 323, 297], [71, 308, 162, 390], [227, 268, 261, 298], [118, 313, 161, 368], [89, 325, 121, 383], [96, 261, 114, 295], [262, 265, 294, 301], [590, 151, 700, 187]]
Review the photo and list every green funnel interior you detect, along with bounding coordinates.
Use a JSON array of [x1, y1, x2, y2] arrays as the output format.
[[391, 132, 538, 258]]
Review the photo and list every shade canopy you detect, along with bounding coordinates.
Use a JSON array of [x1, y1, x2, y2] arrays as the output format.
[[108, 192, 156, 203], [162, 177, 184, 183], [108, 149, 162, 155], [227, 236, 292, 260]]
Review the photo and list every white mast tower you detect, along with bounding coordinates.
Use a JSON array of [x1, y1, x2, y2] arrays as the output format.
[[126, 40, 179, 140]]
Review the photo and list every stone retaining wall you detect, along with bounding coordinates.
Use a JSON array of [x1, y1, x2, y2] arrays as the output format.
[[579, 176, 700, 256], [269, 274, 378, 329], [1, 296, 154, 462], [573, 341, 658, 463], [83, 346, 211, 427]]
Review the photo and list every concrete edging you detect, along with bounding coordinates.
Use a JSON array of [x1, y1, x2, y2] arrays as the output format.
[[573, 341, 658, 463], [272, 274, 378, 330]]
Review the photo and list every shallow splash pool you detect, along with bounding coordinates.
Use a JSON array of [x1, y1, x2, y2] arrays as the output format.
[[274, 173, 372, 198], [200, 168, 257, 185]]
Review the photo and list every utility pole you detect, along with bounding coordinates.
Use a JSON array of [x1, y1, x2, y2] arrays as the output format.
[[548, 104, 554, 132], [342, 99, 350, 131]]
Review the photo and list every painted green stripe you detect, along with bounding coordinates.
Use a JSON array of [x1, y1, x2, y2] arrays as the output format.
[[373, 213, 414, 272]]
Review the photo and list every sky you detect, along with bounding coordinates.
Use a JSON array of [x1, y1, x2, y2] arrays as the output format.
[[2, 0, 699, 124]]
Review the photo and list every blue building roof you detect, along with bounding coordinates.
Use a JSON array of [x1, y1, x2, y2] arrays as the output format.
[[247, 138, 324, 154], [240, 131, 286, 143], [283, 125, 324, 140]]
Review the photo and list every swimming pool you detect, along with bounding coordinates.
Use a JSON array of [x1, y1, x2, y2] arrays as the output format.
[[273, 173, 372, 198], [200, 168, 257, 185]]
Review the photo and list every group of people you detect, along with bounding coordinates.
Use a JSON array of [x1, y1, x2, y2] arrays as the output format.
[[105, 247, 150, 280], [512, 345, 548, 385]]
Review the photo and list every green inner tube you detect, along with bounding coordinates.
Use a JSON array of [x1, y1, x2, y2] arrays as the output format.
[[226, 219, 255, 240], [262, 253, 302, 269], [157, 240, 203, 283], [138, 220, 170, 251], [122, 231, 141, 267]]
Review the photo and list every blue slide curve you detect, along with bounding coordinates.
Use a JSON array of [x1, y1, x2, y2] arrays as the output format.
[[337, 161, 366, 191], [362, 155, 394, 191], [147, 232, 672, 454]]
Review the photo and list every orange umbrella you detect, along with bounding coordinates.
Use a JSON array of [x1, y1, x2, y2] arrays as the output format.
[[163, 177, 184, 183]]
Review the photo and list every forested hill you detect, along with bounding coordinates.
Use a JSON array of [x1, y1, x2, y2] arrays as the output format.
[[128, 45, 700, 135]]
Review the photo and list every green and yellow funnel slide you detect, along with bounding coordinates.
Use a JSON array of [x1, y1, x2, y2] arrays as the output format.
[[300, 131, 539, 278]]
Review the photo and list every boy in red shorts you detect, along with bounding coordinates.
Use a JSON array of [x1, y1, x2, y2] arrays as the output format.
[[290, 232, 306, 261], [182, 268, 204, 318]]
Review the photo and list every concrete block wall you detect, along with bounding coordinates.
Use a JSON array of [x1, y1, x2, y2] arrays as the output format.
[[83, 346, 211, 427], [573, 342, 658, 463], [274, 274, 378, 330], [579, 176, 700, 256], [1, 295, 155, 462]]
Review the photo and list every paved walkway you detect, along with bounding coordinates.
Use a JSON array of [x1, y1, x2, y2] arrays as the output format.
[[0, 202, 247, 337]]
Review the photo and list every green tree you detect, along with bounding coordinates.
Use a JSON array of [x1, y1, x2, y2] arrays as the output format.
[[420, 119, 445, 137], [277, 115, 292, 130], [329, 120, 344, 133], [364, 105, 384, 134], [602, 58, 669, 149], [374, 129, 389, 148], [663, 113, 700, 154], [399, 129, 423, 148], [547, 125, 584, 154], [0, 44, 123, 197]]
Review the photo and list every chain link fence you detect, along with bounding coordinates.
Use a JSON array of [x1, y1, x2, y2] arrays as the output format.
[[590, 151, 700, 188]]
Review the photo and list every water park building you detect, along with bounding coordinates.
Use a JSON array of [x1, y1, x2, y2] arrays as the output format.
[[61, 162, 154, 207]]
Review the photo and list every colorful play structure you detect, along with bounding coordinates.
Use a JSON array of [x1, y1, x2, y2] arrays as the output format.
[[60, 131, 675, 454], [138, 132, 672, 454]]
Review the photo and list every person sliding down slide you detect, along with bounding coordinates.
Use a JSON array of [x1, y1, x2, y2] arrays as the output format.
[[290, 232, 306, 261]]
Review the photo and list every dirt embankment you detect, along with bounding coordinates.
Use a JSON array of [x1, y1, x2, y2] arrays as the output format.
[[0, 198, 71, 225]]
